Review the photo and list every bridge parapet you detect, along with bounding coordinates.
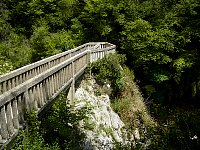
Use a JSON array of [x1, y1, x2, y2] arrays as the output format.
[[0, 42, 115, 149]]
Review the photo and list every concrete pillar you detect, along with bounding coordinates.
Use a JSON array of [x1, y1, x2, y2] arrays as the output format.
[[0, 106, 9, 140], [87, 50, 91, 64], [87, 50, 92, 78], [67, 61, 75, 103], [67, 80, 75, 102]]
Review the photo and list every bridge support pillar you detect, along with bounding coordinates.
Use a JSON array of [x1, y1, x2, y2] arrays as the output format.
[[67, 61, 75, 103], [67, 80, 75, 103]]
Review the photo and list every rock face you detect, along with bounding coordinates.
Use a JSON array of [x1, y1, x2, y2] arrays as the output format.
[[74, 78, 129, 150]]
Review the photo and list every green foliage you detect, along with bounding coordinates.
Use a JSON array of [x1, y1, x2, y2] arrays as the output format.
[[111, 67, 155, 149], [12, 93, 89, 150], [0, 33, 32, 70], [40, 93, 88, 149], [148, 104, 200, 150], [121, 19, 174, 70], [2, 0, 77, 35], [0, 56, 13, 75], [88, 53, 126, 95], [1, 0, 199, 98], [118, 0, 200, 101], [1, 0, 200, 148], [30, 22, 75, 61], [12, 112, 59, 150], [0, 3, 12, 41]]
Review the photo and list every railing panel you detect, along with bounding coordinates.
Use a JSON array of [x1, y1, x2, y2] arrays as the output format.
[[0, 43, 101, 95], [0, 42, 116, 147], [0, 43, 115, 108]]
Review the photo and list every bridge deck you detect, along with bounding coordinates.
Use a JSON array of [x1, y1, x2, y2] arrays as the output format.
[[0, 42, 115, 149]]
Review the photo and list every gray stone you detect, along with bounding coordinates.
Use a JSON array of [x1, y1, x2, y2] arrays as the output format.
[[74, 78, 130, 150]]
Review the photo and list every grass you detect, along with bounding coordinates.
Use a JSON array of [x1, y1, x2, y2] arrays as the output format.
[[110, 67, 155, 149]]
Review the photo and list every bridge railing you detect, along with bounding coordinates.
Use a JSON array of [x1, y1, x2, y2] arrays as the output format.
[[0, 42, 115, 147], [0, 42, 114, 95]]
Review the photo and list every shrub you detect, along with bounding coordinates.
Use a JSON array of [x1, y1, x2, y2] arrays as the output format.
[[88, 53, 126, 96], [12, 93, 89, 150], [40, 93, 88, 149], [12, 112, 59, 150], [0, 56, 13, 75]]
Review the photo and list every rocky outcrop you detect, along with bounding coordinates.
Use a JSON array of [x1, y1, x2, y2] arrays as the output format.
[[73, 78, 130, 150]]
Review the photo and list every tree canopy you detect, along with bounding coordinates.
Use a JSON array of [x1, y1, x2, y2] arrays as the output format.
[[0, 0, 199, 102]]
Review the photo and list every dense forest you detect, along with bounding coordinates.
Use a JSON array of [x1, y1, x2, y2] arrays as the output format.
[[1, 0, 199, 103], [0, 0, 200, 149]]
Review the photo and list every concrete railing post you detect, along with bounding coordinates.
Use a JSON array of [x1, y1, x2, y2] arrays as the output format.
[[87, 49, 92, 78], [67, 61, 75, 103]]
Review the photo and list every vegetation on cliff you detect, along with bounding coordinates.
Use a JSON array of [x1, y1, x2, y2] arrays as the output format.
[[1, 0, 200, 149]]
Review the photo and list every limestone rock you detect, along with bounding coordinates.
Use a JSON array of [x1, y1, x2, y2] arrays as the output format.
[[74, 78, 129, 150]]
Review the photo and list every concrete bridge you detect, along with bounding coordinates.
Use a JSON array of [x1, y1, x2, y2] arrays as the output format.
[[0, 42, 116, 149]]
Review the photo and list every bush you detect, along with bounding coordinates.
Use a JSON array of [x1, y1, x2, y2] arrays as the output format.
[[12, 93, 89, 150], [0, 56, 13, 75], [40, 93, 88, 149], [88, 53, 126, 96], [12, 112, 59, 150]]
